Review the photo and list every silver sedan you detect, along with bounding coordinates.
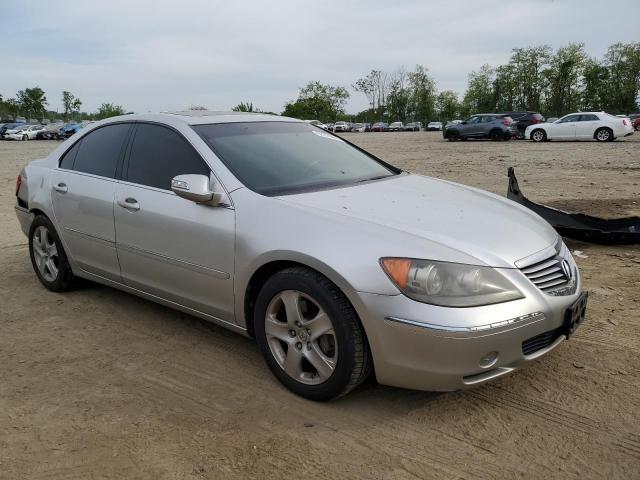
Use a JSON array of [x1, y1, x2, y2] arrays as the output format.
[[15, 111, 587, 400]]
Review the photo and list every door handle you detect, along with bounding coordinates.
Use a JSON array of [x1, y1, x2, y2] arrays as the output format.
[[117, 197, 140, 211], [53, 182, 68, 193]]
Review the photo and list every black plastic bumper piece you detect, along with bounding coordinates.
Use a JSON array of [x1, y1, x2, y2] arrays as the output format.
[[507, 167, 640, 244]]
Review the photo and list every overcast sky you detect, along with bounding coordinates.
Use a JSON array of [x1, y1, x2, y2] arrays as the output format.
[[1, 0, 638, 115]]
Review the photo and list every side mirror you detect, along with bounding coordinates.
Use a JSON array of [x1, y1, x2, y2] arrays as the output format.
[[171, 174, 222, 206]]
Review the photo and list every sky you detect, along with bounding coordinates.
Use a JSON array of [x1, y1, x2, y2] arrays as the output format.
[[1, 0, 638, 115]]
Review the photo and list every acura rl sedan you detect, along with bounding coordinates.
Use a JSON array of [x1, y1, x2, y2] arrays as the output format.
[[15, 111, 587, 401]]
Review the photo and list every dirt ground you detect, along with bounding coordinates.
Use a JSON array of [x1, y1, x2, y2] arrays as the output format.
[[1, 133, 639, 479]]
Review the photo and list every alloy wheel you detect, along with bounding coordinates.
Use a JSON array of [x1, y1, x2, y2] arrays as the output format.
[[32, 226, 59, 282], [264, 290, 337, 385], [532, 130, 545, 142], [596, 129, 610, 141]]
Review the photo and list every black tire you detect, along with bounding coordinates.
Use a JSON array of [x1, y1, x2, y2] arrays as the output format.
[[254, 266, 372, 401], [29, 215, 75, 292], [489, 129, 503, 141], [594, 127, 613, 142], [635, 123, 640, 132], [22, 134, 28, 141], [531, 129, 546, 142], [447, 130, 460, 142]]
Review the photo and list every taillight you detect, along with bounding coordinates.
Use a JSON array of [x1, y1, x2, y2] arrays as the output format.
[[623, 119, 629, 126], [502, 119, 512, 125], [15, 174, 22, 197], [531, 118, 540, 124]]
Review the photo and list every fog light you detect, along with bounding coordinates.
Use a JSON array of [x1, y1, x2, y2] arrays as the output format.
[[479, 351, 498, 368]]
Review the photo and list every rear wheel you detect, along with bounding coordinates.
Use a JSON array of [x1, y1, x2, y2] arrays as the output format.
[[489, 129, 503, 141], [595, 127, 612, 142], [254, 267, 371, 401], [531, 129, 546, 142], [29, 215, 75, 292]]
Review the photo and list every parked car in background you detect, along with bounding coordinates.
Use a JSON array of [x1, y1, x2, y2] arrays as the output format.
[[446, 120, 462, 126], [4, 124, 45, 141], [1, 122, 26, 138], [304, 120, 328, 130], [426, 121, 443, 131], [60, 122, 87, 139], [404, 122, 422, 131], [526, 112, 634, 142], [325, 122, 334, 132], [628, 113, 640, 131], [443, 114, 513, 141], [371, 122, 389, 132], [504, 111, 545, 139], [333, 121, 350, 133], [546, 117, 558, 123], [15, 111, 585, 400], [37, 123, 65, 140], [388, 122, 404, 132], [350, 123, 367, 132]]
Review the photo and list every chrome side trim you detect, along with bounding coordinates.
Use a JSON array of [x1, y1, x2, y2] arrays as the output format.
[[117, 242, 230, 280], [64, 226, 114, 246], [384, 312, 546, 338]]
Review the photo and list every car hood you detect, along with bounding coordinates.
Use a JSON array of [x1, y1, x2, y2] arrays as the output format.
[[278, 174, 558, 268]]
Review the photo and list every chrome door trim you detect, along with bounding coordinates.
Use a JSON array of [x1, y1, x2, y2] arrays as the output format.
[[117, 242, 231, 279]]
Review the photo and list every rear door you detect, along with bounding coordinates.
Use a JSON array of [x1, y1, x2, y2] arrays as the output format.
[[51, 123, 132, 281], [575, 114, 600, 139], [114, 123, 235, 322]]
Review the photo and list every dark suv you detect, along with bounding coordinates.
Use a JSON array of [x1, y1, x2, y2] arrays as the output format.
[[443, 114, 513, 141], [503, 111, 545, 139]]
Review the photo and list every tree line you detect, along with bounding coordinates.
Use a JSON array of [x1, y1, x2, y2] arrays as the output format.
[[0, 88, 127, 122], [283, 41, 640, 124]]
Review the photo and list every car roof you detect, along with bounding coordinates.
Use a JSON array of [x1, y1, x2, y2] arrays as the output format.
[[98, 111, 300, 127]]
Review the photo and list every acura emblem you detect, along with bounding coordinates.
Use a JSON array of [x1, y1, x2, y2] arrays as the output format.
[[561, 259, 572, 279]]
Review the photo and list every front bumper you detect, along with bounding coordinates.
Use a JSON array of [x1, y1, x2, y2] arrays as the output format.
[[354, 266, 583, 391]]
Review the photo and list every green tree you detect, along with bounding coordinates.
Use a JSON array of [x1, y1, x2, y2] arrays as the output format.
[[387, 68, 410, 122], [543, 43, 586, 116], [435, 90, 461, 122], [462, 64, 495, 116], [282, 81, 349, 122], [16, 86, 48, 119], [62, 91, 82, 120], [603, 42, 640, 113], [232, 101, 254, 112], [509, 46, 552, 110], [407, 64, 437, 123], [582, 58, 610, 111], [492, 64, 516, 112], [353, 70, 388, 120], [95, 103, 126, 120]]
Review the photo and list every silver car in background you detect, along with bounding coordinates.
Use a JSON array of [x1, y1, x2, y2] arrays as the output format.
[[15, 111, 587, 400]]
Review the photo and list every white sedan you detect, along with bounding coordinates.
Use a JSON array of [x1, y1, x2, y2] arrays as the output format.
[[4, 124, 45, 141], [526, 112, 634, 142]]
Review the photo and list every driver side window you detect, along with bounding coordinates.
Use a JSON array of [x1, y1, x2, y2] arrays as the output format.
[[467, 116, 480, 124], [560, 115, 579, 123]]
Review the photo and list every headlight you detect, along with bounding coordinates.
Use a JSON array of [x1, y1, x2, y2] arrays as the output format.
[[380, 258, 524, 307]]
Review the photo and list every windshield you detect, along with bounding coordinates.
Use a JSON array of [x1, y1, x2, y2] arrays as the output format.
[[193, 122, 399, 195]]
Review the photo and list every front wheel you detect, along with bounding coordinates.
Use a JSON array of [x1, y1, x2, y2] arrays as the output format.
[[254, 267, 371, 401], [22, 134, 28, 141], [531, 129, 546, 142], [595, 127, 612, 142]]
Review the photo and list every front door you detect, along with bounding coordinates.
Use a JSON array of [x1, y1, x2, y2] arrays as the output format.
[[51, 123, 132, 281], [114, 123, 235, 322], [549, 114, 580, 139]]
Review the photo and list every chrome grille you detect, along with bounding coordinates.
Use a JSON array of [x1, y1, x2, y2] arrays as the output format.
[[520, 253, 569, 291]]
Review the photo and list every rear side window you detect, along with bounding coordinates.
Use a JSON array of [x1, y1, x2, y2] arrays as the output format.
[[59, 141, 81, 169], [579, 114, 599, 121], [72, 124, 131, 178], [126, 124, 210, 190]]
